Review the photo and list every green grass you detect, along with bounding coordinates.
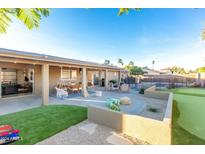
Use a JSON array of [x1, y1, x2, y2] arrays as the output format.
[[0, 105, 87, 145], [169, 88, 205, 97], [170, 88, 205, 144], [172, 100, 205, 144]]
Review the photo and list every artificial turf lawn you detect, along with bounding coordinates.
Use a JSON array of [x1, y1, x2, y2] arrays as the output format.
[[169, 88, 205, 97], [0, 105, 87, 144], [171, 88, 205, 144]]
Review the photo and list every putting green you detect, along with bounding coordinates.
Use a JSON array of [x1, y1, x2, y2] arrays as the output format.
[[171, 88, 205, 97], [173, 88, 205, 140], [175, 88, 205, 94]]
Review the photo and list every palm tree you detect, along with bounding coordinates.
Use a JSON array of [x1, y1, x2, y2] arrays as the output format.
[[104, 59, 110, 65], [152, 60, 155, 70], [117, 58, 124, 66], [118, 8, 141, 16], [0, 8, 50, 33], [129, 61, 134, 66]]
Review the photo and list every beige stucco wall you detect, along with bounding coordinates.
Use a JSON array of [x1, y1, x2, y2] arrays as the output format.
[[34, 65, 61, 95], [88, 105, 172, 144], [144, 85, 173, 124], [16, 70, 25, 84], [34, 65, 42, 96], [108, 71, 119, 82], [88, 88, 173, 144], [0, 62, 122, 96], [144, 85, 170, 100], [87, 71, 93, 84], [143, 68, 160, 75], [49, 66, 61, 94]]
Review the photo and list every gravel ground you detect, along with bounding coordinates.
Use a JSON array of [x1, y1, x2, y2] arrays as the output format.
[[37, 120, 147, 145]]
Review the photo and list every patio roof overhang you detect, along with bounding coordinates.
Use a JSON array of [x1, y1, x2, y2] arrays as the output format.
[[0, 48, 125, 72]]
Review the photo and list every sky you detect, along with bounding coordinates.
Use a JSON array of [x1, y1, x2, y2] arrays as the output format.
[[0, 8, 205, 70]]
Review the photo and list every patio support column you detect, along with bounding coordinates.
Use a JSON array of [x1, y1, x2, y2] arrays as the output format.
[[42, 64, 49, 105], [82, 67, 88, 97], [105, 69, 109, 90], [0, 67, 1, 98], [98, 71, 101, 86], [118, 70, 122, 84]]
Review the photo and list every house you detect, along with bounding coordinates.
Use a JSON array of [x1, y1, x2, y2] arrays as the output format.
[[0, 48, 127, 105], [160, 68, 172, 75], [142, 67, 162, 75]]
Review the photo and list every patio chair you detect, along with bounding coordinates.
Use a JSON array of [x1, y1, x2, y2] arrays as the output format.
[[120, 84, 130, 92], [109, 83, 120, 91], [55, 87, 68, 99]]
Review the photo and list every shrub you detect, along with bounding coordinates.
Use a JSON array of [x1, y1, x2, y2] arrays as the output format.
[[106, 98, 121, 111], [139, 88, 145, 94], [109, 80, 117, 84], [148, 107, 158, 113]]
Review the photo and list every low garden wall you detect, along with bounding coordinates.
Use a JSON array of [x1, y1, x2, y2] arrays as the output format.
[[144, 85, 173, 124], [144, 85, 170, 100], [88, 104, 172, 144], [88, 86, 173, 144]]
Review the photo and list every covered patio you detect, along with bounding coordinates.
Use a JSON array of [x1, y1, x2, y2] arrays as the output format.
[[0, 48, 127, 106]]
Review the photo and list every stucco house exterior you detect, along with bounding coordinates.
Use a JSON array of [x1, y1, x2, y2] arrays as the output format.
[[0, 48, 126, 105], [142, 67, 162, 75]]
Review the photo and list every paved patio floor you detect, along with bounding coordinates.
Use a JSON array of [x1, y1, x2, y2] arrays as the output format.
[[0, 89, 167, 120], [0, 90, 167, 145]]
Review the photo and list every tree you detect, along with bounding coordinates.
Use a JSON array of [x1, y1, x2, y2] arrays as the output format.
[[197, 67, 205, 73], [117, 58, 124, 66], [170, 66, 187, 75], [124, 65, 143, 76], [104, 59, 110, 65], [129, 66, 144, 76], [152, 60, 155, 70], [128, 61, 134, 66], [0, 8, 50, 33]]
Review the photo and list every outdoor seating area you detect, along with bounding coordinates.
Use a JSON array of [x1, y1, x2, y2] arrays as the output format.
[[57, 80, 82, 93], [55, 80, 82, 98], [108, 80, 130, 92]]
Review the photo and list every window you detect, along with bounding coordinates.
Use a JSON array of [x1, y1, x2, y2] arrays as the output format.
[[61, 69, 71, 79], [61, 69, 77, 80], [71, 70, 77, 79]]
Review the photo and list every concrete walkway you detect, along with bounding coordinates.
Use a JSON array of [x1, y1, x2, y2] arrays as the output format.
[[37, 120, 134, 145], [0, 95, 41, 115]]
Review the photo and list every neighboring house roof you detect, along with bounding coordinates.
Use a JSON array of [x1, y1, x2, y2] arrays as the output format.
[[142, 67, 162, 74], [0, 48, 123, 71]]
